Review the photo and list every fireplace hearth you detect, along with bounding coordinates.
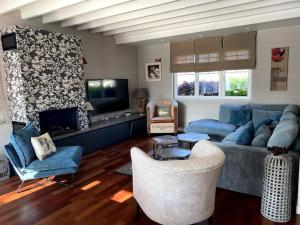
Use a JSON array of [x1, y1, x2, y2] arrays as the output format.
[[39, 107, 80, 137]]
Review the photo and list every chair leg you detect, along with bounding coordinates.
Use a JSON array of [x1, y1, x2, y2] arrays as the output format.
[[16, 174, 75, 193], [16, 179, 48, 193], [16, 180, 25, 193], [52, 173, 75, 188], [136, 202, 141, 219]]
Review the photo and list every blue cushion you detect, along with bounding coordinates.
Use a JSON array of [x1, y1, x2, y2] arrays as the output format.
[[229, 105, 252, 126], [280, 112, 297, 121], [223, 121, 254, 145], [219, 104, 243, 123], [9, 123, 39, 167], [185, 119, 237, 137], [251, 125, 272, 147], [22, 146, 82, 173], [252, 110, 282, 131], [283, 105, 299, 116], [267, 117, 298, 149]]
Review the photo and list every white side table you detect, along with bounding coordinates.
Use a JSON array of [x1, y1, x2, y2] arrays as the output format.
[[261, 153, 292, 223]]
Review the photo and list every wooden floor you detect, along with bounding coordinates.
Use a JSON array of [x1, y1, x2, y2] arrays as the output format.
[[0, 135, 300, 225]]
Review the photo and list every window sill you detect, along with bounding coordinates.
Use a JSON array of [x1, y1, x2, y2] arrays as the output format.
[[174, 96, 252, 101]]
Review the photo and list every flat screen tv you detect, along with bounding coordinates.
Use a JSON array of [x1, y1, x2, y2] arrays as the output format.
[[86, 79, 129, 115]]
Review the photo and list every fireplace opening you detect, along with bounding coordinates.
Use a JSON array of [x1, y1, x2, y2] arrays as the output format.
[[39, 107, 80, 137]]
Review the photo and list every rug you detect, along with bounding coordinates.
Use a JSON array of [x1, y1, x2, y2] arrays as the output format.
[[114, 162, 132, 176], [114, 151, 153, 176]]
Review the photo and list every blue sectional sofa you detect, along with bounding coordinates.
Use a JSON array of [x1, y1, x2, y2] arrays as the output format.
[[185, 104, 300, 196]]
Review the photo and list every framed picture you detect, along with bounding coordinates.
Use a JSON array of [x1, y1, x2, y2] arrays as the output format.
[[270, 47, 289, 91], [146, 62, 161, 81]]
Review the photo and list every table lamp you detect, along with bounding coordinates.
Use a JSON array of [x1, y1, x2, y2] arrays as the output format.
[[134, 88, 149, 115]]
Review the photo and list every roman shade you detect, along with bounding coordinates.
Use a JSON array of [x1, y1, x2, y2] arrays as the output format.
[[170, 40, 195, 72], [222, 31, 256, 70], [195, 36, 223, 72], [170, 32, 256, 73]]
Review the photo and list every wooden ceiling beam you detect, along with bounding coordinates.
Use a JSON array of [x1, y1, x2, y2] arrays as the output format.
[[115, 7, 300, 44]]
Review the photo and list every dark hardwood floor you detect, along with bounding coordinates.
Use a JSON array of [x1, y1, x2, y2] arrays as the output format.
[[0, 135, 299, 225]]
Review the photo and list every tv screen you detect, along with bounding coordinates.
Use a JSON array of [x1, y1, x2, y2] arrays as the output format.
[[87, 79, 129, 114]]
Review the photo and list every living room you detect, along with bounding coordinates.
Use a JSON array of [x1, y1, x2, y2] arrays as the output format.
[[0, 1, 300, 225]]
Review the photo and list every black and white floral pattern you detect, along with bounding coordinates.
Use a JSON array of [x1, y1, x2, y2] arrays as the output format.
[[1, 26, 89, 129]]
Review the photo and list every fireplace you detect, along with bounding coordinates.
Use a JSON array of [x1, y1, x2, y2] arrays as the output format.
[[39, 107, 80, 137]]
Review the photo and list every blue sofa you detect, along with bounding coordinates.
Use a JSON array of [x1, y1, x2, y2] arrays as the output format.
[[185, 104, 300, 196], [4, 123, 83, 192]]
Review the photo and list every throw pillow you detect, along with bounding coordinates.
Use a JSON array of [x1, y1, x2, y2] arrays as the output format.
[[9, 122, 39, 167], [283, 105, 299, 116], [31, 133, 57, 161], [229, 105, 252, 126], [280, 112, 297, 121], [267, 116, 299, 149], [157, 105, 171, 117], [223, 121, 254, 145], [252, 110, 282, 131], [251, 125, 272, 147]]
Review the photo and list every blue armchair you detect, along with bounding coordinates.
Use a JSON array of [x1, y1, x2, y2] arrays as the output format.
[[4, 123, 83, 192]]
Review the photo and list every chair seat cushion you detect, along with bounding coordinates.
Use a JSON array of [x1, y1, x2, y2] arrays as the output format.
[[22, 146, 82, 173], [151, 117, 174, 123], [185, 119, 237, 137]]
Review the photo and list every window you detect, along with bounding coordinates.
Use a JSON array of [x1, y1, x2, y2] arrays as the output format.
[[174, 70, 251, 99], [224, 70, 249, 97], [175, 73, 195, 96], [198, 72, 220, 96]]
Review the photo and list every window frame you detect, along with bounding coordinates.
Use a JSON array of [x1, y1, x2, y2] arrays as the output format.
[[173, 69, 252, 100]]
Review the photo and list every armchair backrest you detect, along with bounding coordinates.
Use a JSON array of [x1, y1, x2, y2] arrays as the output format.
[[131, 140, 225, 225], [147, 100, 178, 118], [4, 144, 24, 179]]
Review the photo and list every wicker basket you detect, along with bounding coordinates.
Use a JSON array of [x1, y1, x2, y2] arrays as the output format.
[[261, 153, 292, 223], [0, 155, 10, 181]]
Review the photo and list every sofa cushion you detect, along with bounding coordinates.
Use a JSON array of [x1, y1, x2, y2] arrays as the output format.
[[253, 109, 282, 131], [251, 125, 272, 147], [280, 112, 297, 121], [223, 121, 254, 145], [23, 146, 82, 173], [9, 123, 39, 167], [185, 119, 237, 138], [283, 104, 299, 116], [219, 104, 243, 123], [151, 117, 173, 122], [228, 105, 252, 126], [267, 116, 299, 149]]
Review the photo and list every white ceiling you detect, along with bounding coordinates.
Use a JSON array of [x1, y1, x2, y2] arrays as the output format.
[[1, 0, 300, 45]]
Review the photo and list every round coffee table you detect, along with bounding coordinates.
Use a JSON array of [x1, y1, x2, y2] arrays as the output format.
[[155, 147, 190, 161], [152, 135, 178, 158], [177, 132, 210, 149]]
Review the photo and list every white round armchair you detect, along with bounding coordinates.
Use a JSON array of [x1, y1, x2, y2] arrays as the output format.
[[130, 140, 225, 225]]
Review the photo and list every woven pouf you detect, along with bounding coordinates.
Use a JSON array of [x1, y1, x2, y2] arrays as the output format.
[[261, 154, 292, 222], [0, 155, 10, 181]]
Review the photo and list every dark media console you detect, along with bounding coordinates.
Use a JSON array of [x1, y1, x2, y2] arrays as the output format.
[[53, 113, 147, 155]]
